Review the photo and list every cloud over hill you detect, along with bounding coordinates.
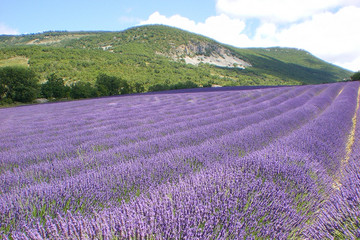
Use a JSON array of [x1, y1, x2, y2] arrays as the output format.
[[140, 0, 360, 71]]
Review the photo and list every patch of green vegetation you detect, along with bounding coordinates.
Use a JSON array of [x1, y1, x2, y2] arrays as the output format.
[[185, 157, 204, 172], [351, 71, 360, 81], [92, 144, 110, 152], [0, 56, 29, 67], [230, 47, 352, 84]]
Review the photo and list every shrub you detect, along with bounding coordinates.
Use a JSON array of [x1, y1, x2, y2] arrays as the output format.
[[41, 73, 70, 99], [350, 71, 360, 81], [70, 81, 97, 99], [95, 73, 130, 96], [0, 66, 40, 103]]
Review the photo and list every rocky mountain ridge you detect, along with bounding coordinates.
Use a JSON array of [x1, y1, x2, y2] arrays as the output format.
[[164, 40, 252, 68]]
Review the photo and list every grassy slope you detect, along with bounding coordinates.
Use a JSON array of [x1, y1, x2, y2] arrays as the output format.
[[0, 25, 353, 88], [232, 47, 351, 84]]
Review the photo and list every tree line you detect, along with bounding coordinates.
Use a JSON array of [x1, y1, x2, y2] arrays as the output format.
[[0, 66, 202, 105], [2, 66, 358, 105]]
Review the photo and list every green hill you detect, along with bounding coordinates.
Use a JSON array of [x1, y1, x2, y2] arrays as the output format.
[[0, 25, 352, 89]]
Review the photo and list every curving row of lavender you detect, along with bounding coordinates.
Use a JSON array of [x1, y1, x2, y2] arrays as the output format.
[[1, 81, 359, 239]]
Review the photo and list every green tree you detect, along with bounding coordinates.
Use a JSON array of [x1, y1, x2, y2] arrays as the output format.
[[95, 73, 130, 96], [0, 66, 40, 103], [41, 73, 69, 99], [171, 80, 198, 90], [70, 81, 97, 99], [148, 83, 169, 92], [351, 71, 360, 81], [134, 82, 145, 93]]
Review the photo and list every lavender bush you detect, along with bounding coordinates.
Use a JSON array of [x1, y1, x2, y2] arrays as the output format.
[[1, 82, 359, 239]]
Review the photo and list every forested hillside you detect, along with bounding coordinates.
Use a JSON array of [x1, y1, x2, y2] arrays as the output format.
[[1, 25, 352, 84]]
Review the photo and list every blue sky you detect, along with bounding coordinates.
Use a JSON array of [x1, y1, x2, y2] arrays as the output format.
[[0, 0, 216, 33], [1, 0, 360, 71]]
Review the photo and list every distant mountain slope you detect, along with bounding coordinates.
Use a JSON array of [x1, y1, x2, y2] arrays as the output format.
[[0, 25, 352, 88], [231, 47, 351, 84]]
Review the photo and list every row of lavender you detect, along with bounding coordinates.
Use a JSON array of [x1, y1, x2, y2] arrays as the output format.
[[1, 85, 302, 231], [304, 85, 360, 239], [1, 81, 359, 239], [0, 85, 324, 217], [0, 88, 284, 169], [0, 86, 298, 191]]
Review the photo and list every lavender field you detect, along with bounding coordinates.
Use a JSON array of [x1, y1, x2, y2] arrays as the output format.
[[1, 81, 360, 239]]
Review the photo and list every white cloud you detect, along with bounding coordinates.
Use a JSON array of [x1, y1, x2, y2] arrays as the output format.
[[0, 23, 19, 35], [196, 15, 249, 46], [339, 56, 360, 72], [139, 12, 250, 47], [216, 0, 360, 22], [271, 6, 360, 71], [140, 12, 197, 31], [252, 23, 278, 47]]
